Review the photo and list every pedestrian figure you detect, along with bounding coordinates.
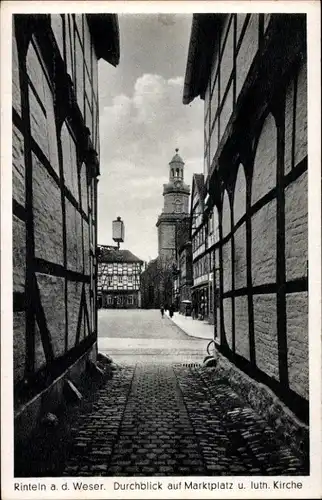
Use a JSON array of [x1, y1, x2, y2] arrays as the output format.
[[169, 304, 174, 318], [160, 305, 164, 318]]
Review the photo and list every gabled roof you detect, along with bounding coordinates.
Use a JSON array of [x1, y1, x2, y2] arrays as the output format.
[[192, 173, 205, 202], [98, 246, 143, 264], [194, 173, 205, 199], [190, 173, 205, 238], [176, 216, 191, 252]]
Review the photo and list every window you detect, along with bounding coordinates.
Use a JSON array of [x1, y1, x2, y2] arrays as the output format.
[[128, 275, 132, 283], [117, 295, 123, 305], [107, 277, 113, 287], [175, 200, 183, 213], [128, 295, 133, 305], [107, 295, 113, 305], [118, 276, 122, 284]]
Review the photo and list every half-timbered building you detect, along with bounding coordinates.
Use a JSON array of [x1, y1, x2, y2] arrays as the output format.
[[12, 14, 120, 441], [190, 173, 213, 321], [176, 216, 192, 312], [97, 246, 143, 308], [183, 14, 308, 421]]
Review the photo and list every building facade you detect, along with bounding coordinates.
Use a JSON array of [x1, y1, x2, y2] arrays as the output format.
[[190, 173, 212, 322], [12, 14, 119, 441], [177, 241, 193, 315], [183, 14, 308, 420], [174, 216, 192, 313], [97, 246, 143, 308], [156, 150, 190, 262]]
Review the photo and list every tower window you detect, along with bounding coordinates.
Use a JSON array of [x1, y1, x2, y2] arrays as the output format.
[[175, 199, 183, 213], [176, 168, 179, 177]]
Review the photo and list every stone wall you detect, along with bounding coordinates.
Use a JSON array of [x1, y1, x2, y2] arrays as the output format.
[[234, 296, 250, 360], [251, 200, 276, 286], [203, 15, 308, 406], [236, 15, 259, 98], [12, 15, 99, 394]]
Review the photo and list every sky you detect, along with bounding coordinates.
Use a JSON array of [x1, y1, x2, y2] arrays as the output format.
[[97, 14, 204, 263]]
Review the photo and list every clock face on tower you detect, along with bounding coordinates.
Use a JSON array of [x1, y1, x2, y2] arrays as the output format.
[[174, 180, 181, 188]]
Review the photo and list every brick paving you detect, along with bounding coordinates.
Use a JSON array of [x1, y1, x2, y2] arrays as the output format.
[[59, 361, 307, 477], [107, 364, 205, 476]]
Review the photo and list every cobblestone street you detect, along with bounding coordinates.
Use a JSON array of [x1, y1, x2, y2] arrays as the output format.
[[16, 310, 308, 477], [8, 12, 316, 500]]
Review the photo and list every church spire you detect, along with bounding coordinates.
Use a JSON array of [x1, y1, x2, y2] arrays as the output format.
[[156, 150, 190, 259], [169, 148, 184, 182]]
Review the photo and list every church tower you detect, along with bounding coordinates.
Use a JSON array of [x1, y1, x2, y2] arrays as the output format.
[[156, 149, 190, 261]]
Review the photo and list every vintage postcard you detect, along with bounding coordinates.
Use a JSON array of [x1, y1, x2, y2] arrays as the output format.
[[1, 0, 321, 499]]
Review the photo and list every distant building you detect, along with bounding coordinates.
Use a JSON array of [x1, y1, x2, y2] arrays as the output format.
[[174, 216, 192, 313], [12, 13, 120, 442], [156, 150, 190, 262], [183, 14, 308, 420], [97, 245, 143, 308], [147, 150, 191, 308]]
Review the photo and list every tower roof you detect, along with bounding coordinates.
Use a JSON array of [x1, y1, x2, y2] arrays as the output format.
[[169, 148, 184, 165]]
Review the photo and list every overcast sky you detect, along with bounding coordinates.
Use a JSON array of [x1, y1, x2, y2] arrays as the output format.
[[97, 14, 204, 262]]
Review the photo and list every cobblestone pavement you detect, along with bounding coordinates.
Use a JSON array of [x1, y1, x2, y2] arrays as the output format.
[[61, 363, 307, 477], [16, 310, 307, 477]]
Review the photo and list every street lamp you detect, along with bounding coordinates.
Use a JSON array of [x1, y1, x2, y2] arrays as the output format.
[[112, 216, 124, 249]]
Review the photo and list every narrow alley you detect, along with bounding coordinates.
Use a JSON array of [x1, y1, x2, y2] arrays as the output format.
[[15, 310, 308, 477], [7, 11, 318, 500]]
